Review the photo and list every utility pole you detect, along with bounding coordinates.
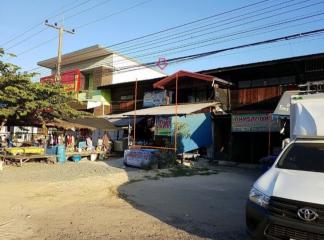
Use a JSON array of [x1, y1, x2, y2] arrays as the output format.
[[44, 20, 75, 83]]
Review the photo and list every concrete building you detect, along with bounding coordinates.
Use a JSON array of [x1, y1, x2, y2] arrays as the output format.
[[38, 45, 166, 115]]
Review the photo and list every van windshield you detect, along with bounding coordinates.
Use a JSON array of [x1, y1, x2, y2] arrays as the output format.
[[277, 142, 324, 173]]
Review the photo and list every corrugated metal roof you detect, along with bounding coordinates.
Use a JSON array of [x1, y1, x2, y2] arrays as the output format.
[[105, 114, 143, 127], [122, 102, 219, 116], [68, 117, 117, 130], [153, 70, 214, 89]]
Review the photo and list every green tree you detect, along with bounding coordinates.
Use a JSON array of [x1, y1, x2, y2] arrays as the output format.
[[0, 48, 85, 129]]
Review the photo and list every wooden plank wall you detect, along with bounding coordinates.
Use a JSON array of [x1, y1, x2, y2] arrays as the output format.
[[231, 86, 281, 108]]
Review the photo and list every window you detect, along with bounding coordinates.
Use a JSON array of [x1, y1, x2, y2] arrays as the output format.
[[305, 59, 324, 73], [238, 81, 251, 88], [84, 73, 90, 90], [277, 142, 324, 173], [120, 95, 133, 101], [239, 76, 295, 88]]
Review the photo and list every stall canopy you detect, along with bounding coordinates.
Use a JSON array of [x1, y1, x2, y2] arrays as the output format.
[[105, 114, 143, 127], [122, 102, 220, 116], [68, 117, 117, 130], [51, 118, 96, 130], [273, 90, 299, 117]]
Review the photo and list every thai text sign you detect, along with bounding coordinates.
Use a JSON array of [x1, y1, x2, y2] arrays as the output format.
[[125, 150, 151, 168], [232, 113, 280, 132], [143, 90, 166, 107], [155, 116, 172, 136]]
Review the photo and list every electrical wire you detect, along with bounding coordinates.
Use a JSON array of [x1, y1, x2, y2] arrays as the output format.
[[110, 11, 324, 66], [75, 0, 154, 29], [116, 17, 324, 66], [5, 0, 154, 58], [0, 0, 93, 47], [23, 0, 311, 66], [63, 0, 113, 23], [110, 28, 324, 73], [106, 0, 271, 48], [114, 0, 316, 53]]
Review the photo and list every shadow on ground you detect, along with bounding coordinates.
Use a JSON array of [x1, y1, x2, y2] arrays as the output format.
[[112, 162, 260, 240]]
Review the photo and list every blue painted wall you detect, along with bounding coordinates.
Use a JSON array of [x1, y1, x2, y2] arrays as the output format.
[[172, 113, 212, 153]]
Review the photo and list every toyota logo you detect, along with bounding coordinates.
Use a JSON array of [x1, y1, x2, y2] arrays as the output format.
[[297, 208, 319, 222]]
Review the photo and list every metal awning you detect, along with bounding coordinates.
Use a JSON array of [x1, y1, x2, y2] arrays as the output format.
[[153, 70, 214, 89], [273, 90, 299, 117], [122, 102, 220, 116], [105, 114, 143, 127], [38, 45, 112, 69]]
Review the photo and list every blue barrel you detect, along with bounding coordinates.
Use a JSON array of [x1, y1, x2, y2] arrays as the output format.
[[46, 145, 57, 155], [57, 145, 66, 163]]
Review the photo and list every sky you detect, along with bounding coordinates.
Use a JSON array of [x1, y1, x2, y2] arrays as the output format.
[[1, 0, 324, 79]]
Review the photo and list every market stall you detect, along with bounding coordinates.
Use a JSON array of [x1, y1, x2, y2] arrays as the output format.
[[48, 117, 117, 163], [0, 117, 117, 166]]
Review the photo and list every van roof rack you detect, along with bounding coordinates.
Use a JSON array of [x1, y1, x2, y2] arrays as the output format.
[[299, 80, 324, 95]]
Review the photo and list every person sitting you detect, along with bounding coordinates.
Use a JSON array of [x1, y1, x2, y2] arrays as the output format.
[[86, 136, 94, 151]]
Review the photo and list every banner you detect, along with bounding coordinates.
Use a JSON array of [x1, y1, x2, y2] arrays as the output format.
[[143, 90, 166, 107], [232, 113, 280, 132], [155, 116, 172, 136]]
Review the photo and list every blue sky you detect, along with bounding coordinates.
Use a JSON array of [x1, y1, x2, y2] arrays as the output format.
[[1, 0, 324, 79]]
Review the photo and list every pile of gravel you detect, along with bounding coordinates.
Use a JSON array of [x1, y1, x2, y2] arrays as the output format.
[[0, 159, 126, 183]]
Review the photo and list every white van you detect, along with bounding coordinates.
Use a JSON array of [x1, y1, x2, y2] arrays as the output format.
[[246, 137, 324, 239]]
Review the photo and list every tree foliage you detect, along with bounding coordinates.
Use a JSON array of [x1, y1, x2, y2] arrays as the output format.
[[0, 48, 86, 127]]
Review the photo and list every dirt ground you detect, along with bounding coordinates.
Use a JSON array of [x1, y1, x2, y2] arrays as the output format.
[[0, 159, 204, 240]]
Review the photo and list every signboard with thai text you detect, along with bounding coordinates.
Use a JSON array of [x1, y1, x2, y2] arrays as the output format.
[[143, 90, 166, 107], [124, 149, 152, 168], [40, 69, 81, 92], [232, 113, 280, 132], [155, 116, 172, 136]]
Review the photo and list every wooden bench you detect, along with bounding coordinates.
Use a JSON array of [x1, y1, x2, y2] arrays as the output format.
[[0, 154, 56, 167]]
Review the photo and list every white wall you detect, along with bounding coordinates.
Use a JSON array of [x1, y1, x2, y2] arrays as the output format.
[[53, 54, 114, 73], [112, 54, 166, 84]]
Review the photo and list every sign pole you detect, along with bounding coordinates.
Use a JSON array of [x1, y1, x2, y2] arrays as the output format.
[[133, 79, 138, 146], [174, 73, 178, 157]]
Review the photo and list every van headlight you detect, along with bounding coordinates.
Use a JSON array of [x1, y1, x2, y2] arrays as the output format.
[[249, 187, 270, 208]]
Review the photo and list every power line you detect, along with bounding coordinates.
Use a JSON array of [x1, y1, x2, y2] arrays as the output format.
[[107, 0, 271, 48], [26, 18, 324, 74], [4, 28, 48, 51], [18, 0, 280, 64], [10, 36, 58, 60], [113, 17, 324, 66], [157, 17, 324, 61], [31, 0, 319, 68], [111, 28, 324, 73], [75, 0, 154, 29], [64, 0, 113, 22], [114, 0, 315, 53], [5, 0, 153, 58], [0, 0, 92, 47], [111, 10, 324, 66]]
